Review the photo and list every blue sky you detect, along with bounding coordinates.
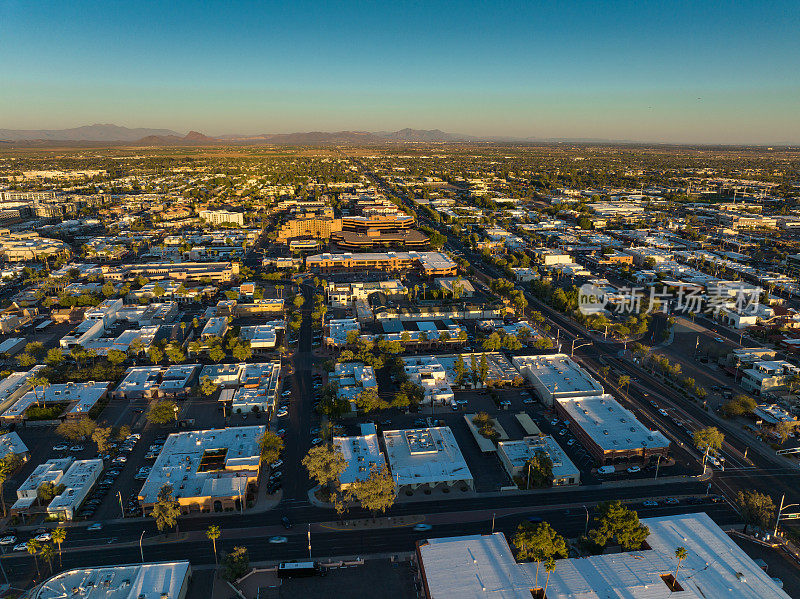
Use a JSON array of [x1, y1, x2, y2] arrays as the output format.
[[1, 0, 798, 143]]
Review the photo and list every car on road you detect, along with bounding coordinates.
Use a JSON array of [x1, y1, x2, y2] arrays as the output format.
[[87, 522, 103, 531], [0, 535, 16, 546], [664, 497, 680, 505], [626, 466, 641, 474], [269, 471, 282, 481], [658, 409, 668, 416], [597, 465, 616, 475], [413, 523, 432, 531], [566, 439, 576, 446], [642, 500, 659, 507], [13, 542, 28, 552], [714, 337, 724, 343], [53, 444, 69, 451], [34, 531, 52, 542], [281, 516, 293, 529], [557, 429, 567, 436], [311, 437, 323, 446], [277, 408, 289, 418], [70, 445, 84, 452], [268, 536, 288, 544], [649, 400, 658, 407]]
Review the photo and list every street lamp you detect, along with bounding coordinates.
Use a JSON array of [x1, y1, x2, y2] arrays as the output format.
[[570, 338, 591, 357], [583, 505, 589, 537], [139, 530, 145, 563], [774, 494, 800, 538]]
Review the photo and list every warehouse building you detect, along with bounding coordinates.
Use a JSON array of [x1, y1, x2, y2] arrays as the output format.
[[383, 427, 473, 492], [513, 354, 603, 406]]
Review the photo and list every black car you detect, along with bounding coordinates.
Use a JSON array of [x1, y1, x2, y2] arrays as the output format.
[[267, 480, 282, 494], [281, 516, 293, 529]]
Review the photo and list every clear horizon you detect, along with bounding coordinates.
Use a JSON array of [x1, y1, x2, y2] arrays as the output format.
[[1, 1, 798, 144]]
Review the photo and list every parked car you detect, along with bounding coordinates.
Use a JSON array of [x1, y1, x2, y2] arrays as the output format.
[[626, 466, 641, 474], [13, 542, 28, 552], [268, 536, 288, 544], [0, 535, 17, 546], [270, 459, 283, 469], [642, 500, 659, 507], [53, 444, 69, 451], [69, 445, 84, 452]]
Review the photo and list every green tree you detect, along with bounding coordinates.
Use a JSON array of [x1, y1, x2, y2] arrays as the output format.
[[221, 546, 249, 582], [618, 374, 631, 395], [106, 348, 127, 367], [588, 500, 650, 551], [101, 282, 115, 298], [148, 346, 163, 364], [302, 445, 346, 491], [693, 426, 724, 461], [56, 417, 97, 441], [117, 425, 132, 441], [0, 453, 22, 517], [51, 527, 66, 567], [543, 557, 556, 597], [207, 525, 221, 565], [40, 541, 55, 575], [734, 490, 776, 534], [512, 521, 567, 588], [525, 451, 553, 488], [208, 344, 226, 363], [28, 376, 50, 407], [26, 538, 41, 576], [355, 387, 389, 413], [349, 463, 396, 518], [674, 546, 688, 588], [45, 347, 64, 367], [17, 353, 36, 369], [151, 484, 181, 532], [200, 375, 219, 398], [92, 425, 112, 453], [165, 345, 185, 364], [258, 431, 284, 465], [147, 400, 178, 425]]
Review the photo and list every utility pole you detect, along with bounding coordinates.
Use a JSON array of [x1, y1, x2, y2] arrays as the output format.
[[583, 505, 589, 537], [654, 455, 661, 479], [308, 524, 312, 558], [139, 531, 145, 563]]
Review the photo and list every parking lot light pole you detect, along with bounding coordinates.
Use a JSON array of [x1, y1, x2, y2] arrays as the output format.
[[583, 506, 589, 537], [118, 491, 125, 519]]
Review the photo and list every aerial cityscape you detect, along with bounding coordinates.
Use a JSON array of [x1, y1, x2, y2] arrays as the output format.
[[1, 1, 800, 598]]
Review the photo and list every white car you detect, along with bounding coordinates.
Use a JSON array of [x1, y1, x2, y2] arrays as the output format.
[[268, 536, 288, 544], [658, 409, 668, 416], [53, 444, 69, 451], [270, 459, 284, 469], [0, 535, 16, 545], [70, 445, 84, 452], [13, 542, 28, 552], [277, 409, 289, 418], [34, 532, 52, 542], [113, 456, 127, 464]]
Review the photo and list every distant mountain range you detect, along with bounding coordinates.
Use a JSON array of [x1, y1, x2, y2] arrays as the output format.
[[0, 124, 473, 145]]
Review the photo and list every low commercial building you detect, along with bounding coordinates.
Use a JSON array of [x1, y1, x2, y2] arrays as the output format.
[[556, 394, 670, 465], [325, 318, 361, 346], [383, 427, 473, 491], [47, 459, 104, 520], [230, 362, 281, 414], [741, 360, 800, 396], [34, 561, 191, 599], [326, 280, 407, 307], [113, 366, 163, 400], [239, 321, 285, 351], [331, 362, 378, 411], [402, 356, 455, 404], [139, 426, 266, 514], [416, 512, 790, 599], [497, 435, 580, 486], [0, 365, 45, 413], [306, 251, 457, 276], [333, 422, 387, 489], [201, 316, 229, 339], [0, 431, 29, 462], [104, 261, 240, 283], [158, 364, 200, 398], [513, 354, 604, 406], [1, 381, 109, 422], [200, 363, 245, 388]]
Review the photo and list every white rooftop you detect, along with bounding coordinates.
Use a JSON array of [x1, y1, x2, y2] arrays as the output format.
[[138, 426, 265, 504], [513, 354, 604, 400], [559, 394, 670, 452], [383, 427, 472, 487], [333, 423, 387, 487], [34, 561, 191, 599], [0, 431, 28, 458], [417, 512, 790, 599]]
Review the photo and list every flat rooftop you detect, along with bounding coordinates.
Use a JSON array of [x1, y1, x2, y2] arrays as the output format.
[[34, 561, 191, 599], [333, 423, 387, 487], [139, 426, 265, 504], [513, 354, 604, 399], [559, 394, 669, 452], [417, 512, 790, 599], [383, 427, 472, 487]]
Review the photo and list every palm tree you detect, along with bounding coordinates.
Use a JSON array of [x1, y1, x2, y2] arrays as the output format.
[[40, 542, 55, 575], [29, 376, 51, 408], [26, 538, 41, 576], [618, 374, 631, 395], [543, 557, 556, 597], [206, 525, 221, 565], [51, 527, 66, 567], [674, 546, 688, 588]]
